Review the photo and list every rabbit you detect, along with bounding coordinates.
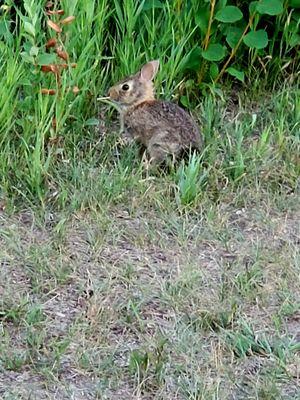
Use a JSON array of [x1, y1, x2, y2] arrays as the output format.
[[108, 60, 203, 165]]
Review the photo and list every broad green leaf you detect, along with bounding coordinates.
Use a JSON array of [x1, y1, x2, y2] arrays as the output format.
[[143, 0, 163, 10], [84, 118, 99, 126], [24, 21, 35, 37], [292, 11, 300, 22], [287, 20, 299, 32], [0, 20, 12, 42], [0, 20, 8, 36], [18, 78, 33, 86], [227, 67, 245, 82], [289, 33, 300, 47], [36, 53, 57, 65], [195, 6, 210, 34], [202, 44, 226, 61], [226, 27, 243, 48], [215, 0, 228, 10], [29, 46, 39, 57], [184, 47, 201, 70], [290, 0, 300, 7], [249, 1, 259, 14], [209, 63, 219, 79], [215, 6, 243, 23], [20, 52, 35, 64], [180, 96, 189, 108], [257, 0, 284, 15], [23, 41, 32, 53], [243, 30, 268, 49]]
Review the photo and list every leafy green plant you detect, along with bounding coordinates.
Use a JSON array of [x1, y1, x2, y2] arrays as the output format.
[[129, 337, 168, 387], [225, 327, 273, 358], [19, 1, 78, 130], [175, 152, 208, 206], [0, 350, 28, 371], [183, 0, 300, 86], [0, 299, 28, 324]]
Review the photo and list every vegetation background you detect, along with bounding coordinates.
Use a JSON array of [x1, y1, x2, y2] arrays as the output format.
[[0, 0, 299, 399]]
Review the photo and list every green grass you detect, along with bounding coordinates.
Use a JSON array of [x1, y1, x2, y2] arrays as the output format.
[[1, 85, 299, 398], [0, 1, 300, 399]]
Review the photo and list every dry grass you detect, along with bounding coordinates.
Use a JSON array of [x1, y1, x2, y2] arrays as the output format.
[[0, 184, 299, 399]]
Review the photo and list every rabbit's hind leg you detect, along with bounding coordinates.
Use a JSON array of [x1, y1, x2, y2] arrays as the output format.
[[148, 143, 168, 165], [147, 134, 180, 166]]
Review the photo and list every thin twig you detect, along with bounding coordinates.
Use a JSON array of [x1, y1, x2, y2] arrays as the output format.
[[198, 0, 216, 84], [215, 13, 256, 83], [203, 0, 216, 50]]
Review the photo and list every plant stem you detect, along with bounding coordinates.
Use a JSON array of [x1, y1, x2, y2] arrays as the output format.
[[203, 0, 216, 51], [197, 0, 216, 84], [215, 13, 256, 83]]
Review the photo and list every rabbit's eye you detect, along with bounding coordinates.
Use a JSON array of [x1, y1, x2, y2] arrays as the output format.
[[122, 84, 130, 91]]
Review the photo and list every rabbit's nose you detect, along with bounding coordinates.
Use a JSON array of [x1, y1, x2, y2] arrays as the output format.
[[108, 87, 117, 100]]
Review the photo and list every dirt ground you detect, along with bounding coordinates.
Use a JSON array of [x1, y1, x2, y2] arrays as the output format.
[[0, 191, 299, 399]]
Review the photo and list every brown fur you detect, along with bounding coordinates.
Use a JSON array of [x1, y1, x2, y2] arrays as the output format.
[[108, 60, 203, 164]]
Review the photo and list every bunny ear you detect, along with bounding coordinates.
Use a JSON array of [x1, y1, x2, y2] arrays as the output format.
[[140, 60, 160, 82]]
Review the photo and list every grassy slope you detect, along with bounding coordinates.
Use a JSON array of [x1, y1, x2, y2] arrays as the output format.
[[0, 1, 300, 399]]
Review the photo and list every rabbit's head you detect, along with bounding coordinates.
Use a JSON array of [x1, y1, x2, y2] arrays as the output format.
[[108, 60, 159, 109]]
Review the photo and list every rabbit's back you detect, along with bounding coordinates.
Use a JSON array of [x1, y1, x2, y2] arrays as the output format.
[[123, 100, 202, 150]]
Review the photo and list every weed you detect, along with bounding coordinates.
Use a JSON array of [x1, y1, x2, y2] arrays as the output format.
[[175, 152, 208, 206]]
